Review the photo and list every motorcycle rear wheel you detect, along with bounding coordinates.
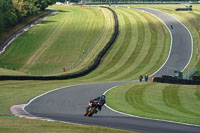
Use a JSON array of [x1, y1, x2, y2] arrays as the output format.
[[88, 107, 96, 117]]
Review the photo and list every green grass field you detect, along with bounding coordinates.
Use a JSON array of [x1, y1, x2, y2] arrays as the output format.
[[0, 117, 133, 133], [0, 5, 132, 133], [0, 5, 170, 133], [0, 4, 200, 133], [0, 5, 113, 76], [128, 4, 200, 75], [0, 11, 49, 45], [81, 7, 170, 81], [106, 82, 200, 125], [105, 4, 200, 126]]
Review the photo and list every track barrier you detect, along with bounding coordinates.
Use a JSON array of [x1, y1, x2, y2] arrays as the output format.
[[154, 75, 200, 85], [0, 7, 119, 81]]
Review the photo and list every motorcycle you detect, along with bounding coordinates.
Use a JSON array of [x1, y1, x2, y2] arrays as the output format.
[[84, 100, 101, 117]]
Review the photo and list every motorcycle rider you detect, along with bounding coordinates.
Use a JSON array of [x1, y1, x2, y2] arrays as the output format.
[[89, 95, 106, 112]]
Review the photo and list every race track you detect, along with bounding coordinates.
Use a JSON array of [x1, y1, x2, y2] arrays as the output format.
[[24, 82, 200, 133], [24, 7, 199, 133], [136, 7, 192, 77]]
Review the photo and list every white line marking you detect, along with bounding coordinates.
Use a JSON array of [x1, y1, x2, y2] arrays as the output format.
[[136, 7, 193, 76], [22, 81, 131, 116], [140, 9, 173, 77], [103, 86, 200, 128], [22, 81, 130, 126], [20, 6, 196, 130]]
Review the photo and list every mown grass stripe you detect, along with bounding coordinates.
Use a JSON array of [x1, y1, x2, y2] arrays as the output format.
[[109, 12, 151, 80], [179, 86, 200, 116], [126, 84, 173, 116], [29, 8, 103, 72], [0, 7, 107, 76], [82, 9, 131, 80], [21, 12, 68, 72], [106, 82, 200, 125], [95, 9, 143, 81], [0, 10, 67, 71], [195, 86, 200, 100], [0, 13, 60, 70], [144, 23, 170, 76], [107, 10, 150, 81], [163, 85, 200, 117], [93, 10, 138, 81], [71, 7, 115, 76], [97, 15, 131, 74], [144, 83, 185, 117], [116, 11, 159, 80]]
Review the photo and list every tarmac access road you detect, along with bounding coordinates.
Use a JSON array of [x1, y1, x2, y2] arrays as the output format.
[[24, 7, 198, 133]]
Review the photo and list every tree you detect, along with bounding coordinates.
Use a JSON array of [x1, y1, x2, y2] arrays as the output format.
[[13, 0, 28, 19], [25, 0, 39, 15], [0, 0, 17, 33], [0, 0, 56, 33], [34, 0, 56, 10]]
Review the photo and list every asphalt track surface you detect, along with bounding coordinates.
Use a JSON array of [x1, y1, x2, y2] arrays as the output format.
[[24, 7, 199, 133], [136, 7, 192, 77]]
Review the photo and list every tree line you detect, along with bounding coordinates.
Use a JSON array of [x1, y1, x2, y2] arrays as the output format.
[[0, 0, 56, 33]]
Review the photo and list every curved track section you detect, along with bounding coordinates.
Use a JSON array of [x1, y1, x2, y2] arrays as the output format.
[[24, 7, 197, 133], [133, 7, 192, 77], [24, 82, 200, 133]]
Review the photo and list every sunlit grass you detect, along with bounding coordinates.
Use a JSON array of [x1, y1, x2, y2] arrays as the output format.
[[0, 117, 133, 133], [106, 82, 200, 125], [0, 4, 200, 133], [82, 7, 170, 81], [0, 5, 111, 76], [128, 4, 200, 75]]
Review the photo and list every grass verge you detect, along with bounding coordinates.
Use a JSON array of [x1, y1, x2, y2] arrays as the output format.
[[128, 4, 200, 76], [0, 79, 136, 133], [82, 7, 170, 81], [0, 117, 133, 133], [0, 5, 112, 76], [106, 82, 200, 125], [1, 4, 199, 133]]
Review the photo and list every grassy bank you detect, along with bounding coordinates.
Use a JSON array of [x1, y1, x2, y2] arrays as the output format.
[[0, 79, 136, 133], [0, 11, 49, 45], [128, 4, 200, 76], [1, 4, 199, 133], [82, 7, 170, 81], [106, 82, 200, 125], [0, 5, 112, 76], [0, 5, 171, 133], [0, 5, 170, 78], [103, 4, 200, 127], [0, 117, 133, 133]]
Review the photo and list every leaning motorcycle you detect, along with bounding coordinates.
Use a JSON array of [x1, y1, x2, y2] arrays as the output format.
[[84, 101, 101, 117]]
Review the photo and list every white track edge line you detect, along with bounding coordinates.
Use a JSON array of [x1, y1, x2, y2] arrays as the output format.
[[137, 8, 173, 77], [22, 81, 131, 114], [21, 6, 195, 130], [112, 5, 173, 78], [22, 81, 127, 126], [103, 86, 200, 128], [138, 7, 193, 73]]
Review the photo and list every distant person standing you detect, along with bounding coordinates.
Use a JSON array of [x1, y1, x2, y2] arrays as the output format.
[[139, 75, 143, 82], [171, 25, 173, 29], [145, 74, 148, 82]]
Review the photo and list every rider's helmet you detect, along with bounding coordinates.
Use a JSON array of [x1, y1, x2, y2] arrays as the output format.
[[102, 95, 105, 99]]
